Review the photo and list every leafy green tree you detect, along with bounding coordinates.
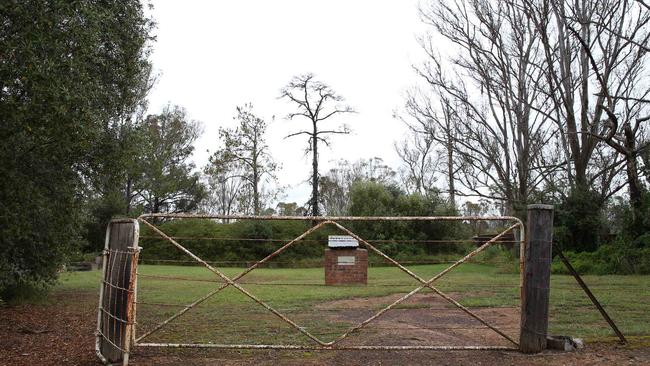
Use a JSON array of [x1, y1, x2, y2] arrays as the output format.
[[206, 104, 278, 215], [0, 0, 154, 299], [275, 202, 307, 216], [83, 117, 151, 251], [319, 158, 396, 216], [347, 180, 458, 256], [137, 105, 206, 215], [554, 189, 606, 252]]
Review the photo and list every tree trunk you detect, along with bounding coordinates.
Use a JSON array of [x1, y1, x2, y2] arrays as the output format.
[[446, 131, 455, 208], [311, 122, 320, 217], [252, 169, 260, 215], [252, 129, 261, 215], [624, 124, 643, 212], [125, 177, 132, 215]]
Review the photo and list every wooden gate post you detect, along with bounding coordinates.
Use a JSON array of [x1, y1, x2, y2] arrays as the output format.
[[519, 204, 554, 353], [96, 219, 140, 365]]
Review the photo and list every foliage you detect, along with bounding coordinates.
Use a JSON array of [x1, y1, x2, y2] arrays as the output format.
[[0, 0, 154, 300], [138, 105, 206, 214], [554, 188, 606, 252], [275, 202, 308, 216], [346, 180, 463, 257], [608, 192, 650, 240], [205, 104, 278, 215], [319, 158, 396, 216], [552, 242, 650, 275]]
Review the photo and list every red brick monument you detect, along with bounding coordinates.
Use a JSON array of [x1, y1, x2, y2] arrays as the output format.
[[324, 235, 368, 285]]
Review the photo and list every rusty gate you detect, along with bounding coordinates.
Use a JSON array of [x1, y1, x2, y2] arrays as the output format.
[[96, 214, 525, 365]]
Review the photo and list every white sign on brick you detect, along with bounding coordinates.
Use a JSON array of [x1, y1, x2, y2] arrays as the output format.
[[328, 235, 358, 248], [337, 256, 356, 265]]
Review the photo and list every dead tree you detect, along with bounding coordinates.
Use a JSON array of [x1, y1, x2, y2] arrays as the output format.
[[411, 0, 560, 215], [521, 0, 650, 205], [394, 130, 440, 196], [280, 74, 355, 217]]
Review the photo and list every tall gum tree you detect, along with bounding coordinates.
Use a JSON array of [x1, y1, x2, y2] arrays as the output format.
[[206, 103, 278, 215], [280, 73, 355, 217]]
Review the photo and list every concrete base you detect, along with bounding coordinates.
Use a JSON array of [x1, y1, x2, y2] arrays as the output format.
[[546, 336, 584, 351]]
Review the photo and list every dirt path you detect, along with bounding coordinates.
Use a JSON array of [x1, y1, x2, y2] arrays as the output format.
[[1, 291, 649, 365]]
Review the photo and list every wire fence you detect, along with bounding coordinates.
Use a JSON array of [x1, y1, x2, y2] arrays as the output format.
[[98, 214, 649, 365]]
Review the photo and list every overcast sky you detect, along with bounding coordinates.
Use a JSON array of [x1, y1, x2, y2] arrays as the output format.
[[146, 0, 428, 204]]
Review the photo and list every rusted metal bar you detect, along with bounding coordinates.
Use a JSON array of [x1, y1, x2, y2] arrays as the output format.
[[328, 221, 521, 347], [139, 213, 522, 223], [122, 247, 140, 366], [136, 219, 330, 345], [138, 235, 518, 243], [554, 246, 627, 344], [136, 342, 518, 350]]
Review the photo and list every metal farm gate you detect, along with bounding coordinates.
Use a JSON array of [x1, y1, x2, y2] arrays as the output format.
[[95, 213, 546, 365]]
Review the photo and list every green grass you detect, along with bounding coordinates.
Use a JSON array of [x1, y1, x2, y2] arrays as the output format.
[[56, 263, 650, 344]]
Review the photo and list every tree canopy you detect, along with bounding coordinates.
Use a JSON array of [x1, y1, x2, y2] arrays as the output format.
[[0, 0, 155, 298]]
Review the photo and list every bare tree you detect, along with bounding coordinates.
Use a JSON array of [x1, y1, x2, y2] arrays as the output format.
[[521, 0, 650, 207], [280, 73, 355, 216], [201, 166, 245, 217], [348, 157, 396, 184], [413, 0, 560, 215], [394, 131, 439, 195], [400, 87, 463, 205]]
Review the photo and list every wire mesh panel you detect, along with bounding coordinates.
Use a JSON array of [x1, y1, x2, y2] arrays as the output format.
[[96, 220, 140, 365]]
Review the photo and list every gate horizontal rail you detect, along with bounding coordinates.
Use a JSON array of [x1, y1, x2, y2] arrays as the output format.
[[139, 213, 523, 222], [137, 343, 518, 351]]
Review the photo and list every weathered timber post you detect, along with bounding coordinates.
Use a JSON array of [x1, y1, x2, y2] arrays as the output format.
[[96, 219, 140, 365], [519, 204, 554, 353]]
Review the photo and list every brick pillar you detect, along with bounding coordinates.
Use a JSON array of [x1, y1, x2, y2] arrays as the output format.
[[324, 248, 367, 285]]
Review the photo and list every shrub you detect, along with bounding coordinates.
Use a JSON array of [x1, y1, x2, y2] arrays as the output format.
[[554, 188, 606, 252], [552, 241, 650, 275]]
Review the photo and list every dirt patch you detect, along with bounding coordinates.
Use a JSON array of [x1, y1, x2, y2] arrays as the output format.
[[129, 345, 650, 366], [314, 293, 520, 347], [0, 291, 97, 366]]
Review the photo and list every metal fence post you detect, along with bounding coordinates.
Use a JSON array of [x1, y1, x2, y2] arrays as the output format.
[[519, 204, 554, 353]]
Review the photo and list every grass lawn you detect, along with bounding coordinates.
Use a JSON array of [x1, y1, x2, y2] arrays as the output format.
[[56, 263, 650, 345]]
